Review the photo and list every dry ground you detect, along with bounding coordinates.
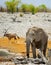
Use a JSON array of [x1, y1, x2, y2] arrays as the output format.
[[0, 37, 51, 55], [0, 37, 51, 65]]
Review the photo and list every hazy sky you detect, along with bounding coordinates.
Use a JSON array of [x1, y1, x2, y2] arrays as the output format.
[[0, 0, 51, 8]]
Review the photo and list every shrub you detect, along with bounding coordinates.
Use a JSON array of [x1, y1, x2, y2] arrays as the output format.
[[21, 4, 28, 12], [20, 13, 23, 17]]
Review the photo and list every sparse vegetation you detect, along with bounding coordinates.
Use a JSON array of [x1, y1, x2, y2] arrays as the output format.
[[19, 4, 50, 14], [0, 1, 50, 13]]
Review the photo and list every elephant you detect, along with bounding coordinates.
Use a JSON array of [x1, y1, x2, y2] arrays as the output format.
[[26, 27, 48, 58]]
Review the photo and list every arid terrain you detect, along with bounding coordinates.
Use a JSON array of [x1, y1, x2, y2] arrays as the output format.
[[0, 12, 51, 65]]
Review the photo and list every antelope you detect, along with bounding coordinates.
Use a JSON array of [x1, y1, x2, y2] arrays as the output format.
[[4, 28, 20, 40], [4, 33, 20, 40]]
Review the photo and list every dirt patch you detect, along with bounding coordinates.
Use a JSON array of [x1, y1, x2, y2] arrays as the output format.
[[0, 37, 51, 54]]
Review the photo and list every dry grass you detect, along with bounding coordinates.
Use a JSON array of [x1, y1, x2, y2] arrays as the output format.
[[0, 37, 26, 53], [0, 37, 51, 55]]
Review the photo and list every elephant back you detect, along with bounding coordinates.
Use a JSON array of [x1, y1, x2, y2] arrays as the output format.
[[36, 28, 48, 42], [33, 27, 47, 42]]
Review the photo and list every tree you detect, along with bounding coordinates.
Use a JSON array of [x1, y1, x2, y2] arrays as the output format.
[[34, 7, 39, 13], [5, 0, 21, 13], [29, 4, 35, 14], [38, 4, 47, 12], [21, 4, 29, 12]]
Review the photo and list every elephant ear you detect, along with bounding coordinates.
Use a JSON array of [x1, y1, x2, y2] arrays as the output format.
[[35, 28, 42, 42]]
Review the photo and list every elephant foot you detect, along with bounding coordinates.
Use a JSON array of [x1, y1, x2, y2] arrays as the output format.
[[33, 56, 36, 59], [38, 54, 41, 58], [27, 54, 29, 58], [33, 55, 36, 59]]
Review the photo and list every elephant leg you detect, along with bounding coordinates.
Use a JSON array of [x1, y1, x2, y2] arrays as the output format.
[[26, 42, 30, 58], [31, 43, 36, 58], [43, 42, 47, 57], [38, 48, 42, 58], [38, 42, 43, 58]]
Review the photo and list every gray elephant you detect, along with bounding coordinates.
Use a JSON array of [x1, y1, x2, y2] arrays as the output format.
[[26, 27, 48, 58]]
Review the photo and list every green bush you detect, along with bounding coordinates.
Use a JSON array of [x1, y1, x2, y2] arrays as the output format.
[[5, 0, 21, 13]]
